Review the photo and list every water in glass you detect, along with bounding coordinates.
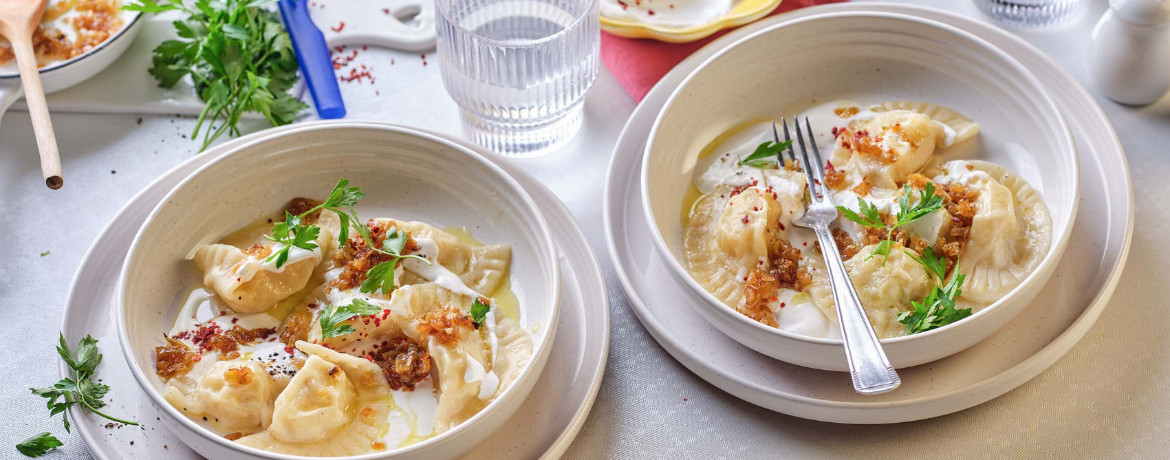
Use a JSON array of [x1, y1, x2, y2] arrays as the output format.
[[436, 0, 600, 156]]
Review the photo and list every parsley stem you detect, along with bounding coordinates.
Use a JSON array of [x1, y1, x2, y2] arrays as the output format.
[[79, 399, 138, 426]]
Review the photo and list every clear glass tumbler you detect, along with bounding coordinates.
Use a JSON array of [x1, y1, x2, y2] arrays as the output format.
[[972, 0, 1086, 27], [435, 0, 600, 156]]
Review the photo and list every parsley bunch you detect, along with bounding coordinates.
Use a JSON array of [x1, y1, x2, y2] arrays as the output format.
[[838, 183, 944, 264], [125, 0, 308, 150], [898, 248, 972, 333]]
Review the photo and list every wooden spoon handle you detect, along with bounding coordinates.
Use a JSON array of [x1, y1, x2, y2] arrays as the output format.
[[9, 31, 62, 189]]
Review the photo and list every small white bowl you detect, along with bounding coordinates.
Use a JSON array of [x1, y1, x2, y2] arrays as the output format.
[[117, 124, 561, 459], [641, 12, 1079, 372]]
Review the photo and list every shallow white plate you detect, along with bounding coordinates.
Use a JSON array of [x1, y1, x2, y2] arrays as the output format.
[[59, 122, 608, 458], [604, 3, 1133, 423]]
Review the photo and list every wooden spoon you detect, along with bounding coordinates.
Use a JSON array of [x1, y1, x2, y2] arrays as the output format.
[[0, 0, 63, 190]]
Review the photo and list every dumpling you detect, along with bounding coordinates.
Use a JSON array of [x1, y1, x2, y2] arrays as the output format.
[[930, 160, 1051, 303], [806, 244, 934, 338], [373, 219, 511, 296], [384, 283, 499, 432], [491, 316, 534, 390], [868, 100, 980, 147], [683, 185, 783, 308], [193, 213, 337, 313], [162, 360, 277, 434], [193, 244, 317, 313], [427, 325, 490, 432], [828, 110, 946, 189], [384, 283, 476, 342], [235, 341, 392, 456]]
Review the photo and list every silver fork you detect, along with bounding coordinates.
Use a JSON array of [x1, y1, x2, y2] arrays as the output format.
[[779, 117, 901, 395]]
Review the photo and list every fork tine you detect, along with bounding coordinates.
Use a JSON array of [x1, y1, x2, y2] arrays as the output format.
[[804, 117, 827, 188], [781, 118, 796, 166], [787, 117, 821, 202], [800, 117, 828, 194]]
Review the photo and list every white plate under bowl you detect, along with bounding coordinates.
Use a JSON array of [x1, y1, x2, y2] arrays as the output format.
[[605, 3, 1131, 423], [60, 122, 607, 459], [641, 10, 1079, 371]]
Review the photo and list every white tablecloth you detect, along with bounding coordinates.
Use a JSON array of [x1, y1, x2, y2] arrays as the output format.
[[2, 0, 1167, 458]]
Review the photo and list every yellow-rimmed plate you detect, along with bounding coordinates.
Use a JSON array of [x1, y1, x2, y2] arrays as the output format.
[[601, 0, 782, 43]]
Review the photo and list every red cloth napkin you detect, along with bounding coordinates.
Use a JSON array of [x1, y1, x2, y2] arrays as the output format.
[[601, 0, 847, 102]]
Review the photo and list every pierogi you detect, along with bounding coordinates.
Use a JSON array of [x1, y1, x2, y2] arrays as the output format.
[[153, 182, 533, 456], [683, 100, 1051, 339]]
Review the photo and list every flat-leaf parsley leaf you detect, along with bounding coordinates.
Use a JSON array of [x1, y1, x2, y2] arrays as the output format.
[[16, 432, 62, 457], [898, 270, 971, 333], [319, 298, 383, 338], [738, 140, 793, 168], [837, 183, 944, 265], [359, 226, 432, 295], [470, 298, 491, 327]]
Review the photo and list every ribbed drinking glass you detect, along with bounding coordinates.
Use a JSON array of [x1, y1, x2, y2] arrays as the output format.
[[436, 0, 600, 156], [973, 0, 1086, 27]]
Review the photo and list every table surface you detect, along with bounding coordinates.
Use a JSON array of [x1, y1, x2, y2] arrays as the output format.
[[3, 0, 1168, 458]]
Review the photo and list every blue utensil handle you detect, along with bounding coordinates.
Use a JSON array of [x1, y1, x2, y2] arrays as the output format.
[[278, 0, 346, 119]]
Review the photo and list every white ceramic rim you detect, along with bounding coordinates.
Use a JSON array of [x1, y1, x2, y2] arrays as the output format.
[[605, 1, 1132, 417], [114, 123, 563, 459], [0, 10, 143, 79], [638, 10, 1081, 347]]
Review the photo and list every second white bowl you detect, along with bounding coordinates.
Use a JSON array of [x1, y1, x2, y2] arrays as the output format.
[[642, 11, 1079, 371]]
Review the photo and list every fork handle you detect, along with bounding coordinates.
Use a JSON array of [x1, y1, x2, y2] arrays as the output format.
[[811, 224, 901, 394]]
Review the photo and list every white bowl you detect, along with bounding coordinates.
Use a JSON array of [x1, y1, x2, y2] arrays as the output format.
[[641, 12, 1079, 372], [117, 125, 561, 459], [0, 10, 145, 125]]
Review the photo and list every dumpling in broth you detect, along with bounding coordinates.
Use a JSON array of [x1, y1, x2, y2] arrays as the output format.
[[235, 341, 392, 456], [827, 101, 979, 190], [806, 244, 934, 338], [929, 160, 1051, 303], [371, 219, 511, 297], [193, 212, 339, 314], [385, 283, 527, 432], [684, 185, 784, 308], [162, 360, 278, 435]]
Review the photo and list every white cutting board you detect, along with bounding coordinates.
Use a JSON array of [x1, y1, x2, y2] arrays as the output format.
[[13, 0, 434, 116]]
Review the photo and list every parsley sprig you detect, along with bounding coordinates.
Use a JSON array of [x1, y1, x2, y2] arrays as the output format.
[[125, 0, 308, 150], [29, 335, 137, 435], [837, 183, 944, 264], [359, 226, 432, 295], [264, 212, 320, 268], [265, 179, 365, 268], [738, 139, 793, 168], [319, 298, 383, 338], [16, 432, 63, 458], [898, 247, 971, 333], [835, 183, 971, 334]]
